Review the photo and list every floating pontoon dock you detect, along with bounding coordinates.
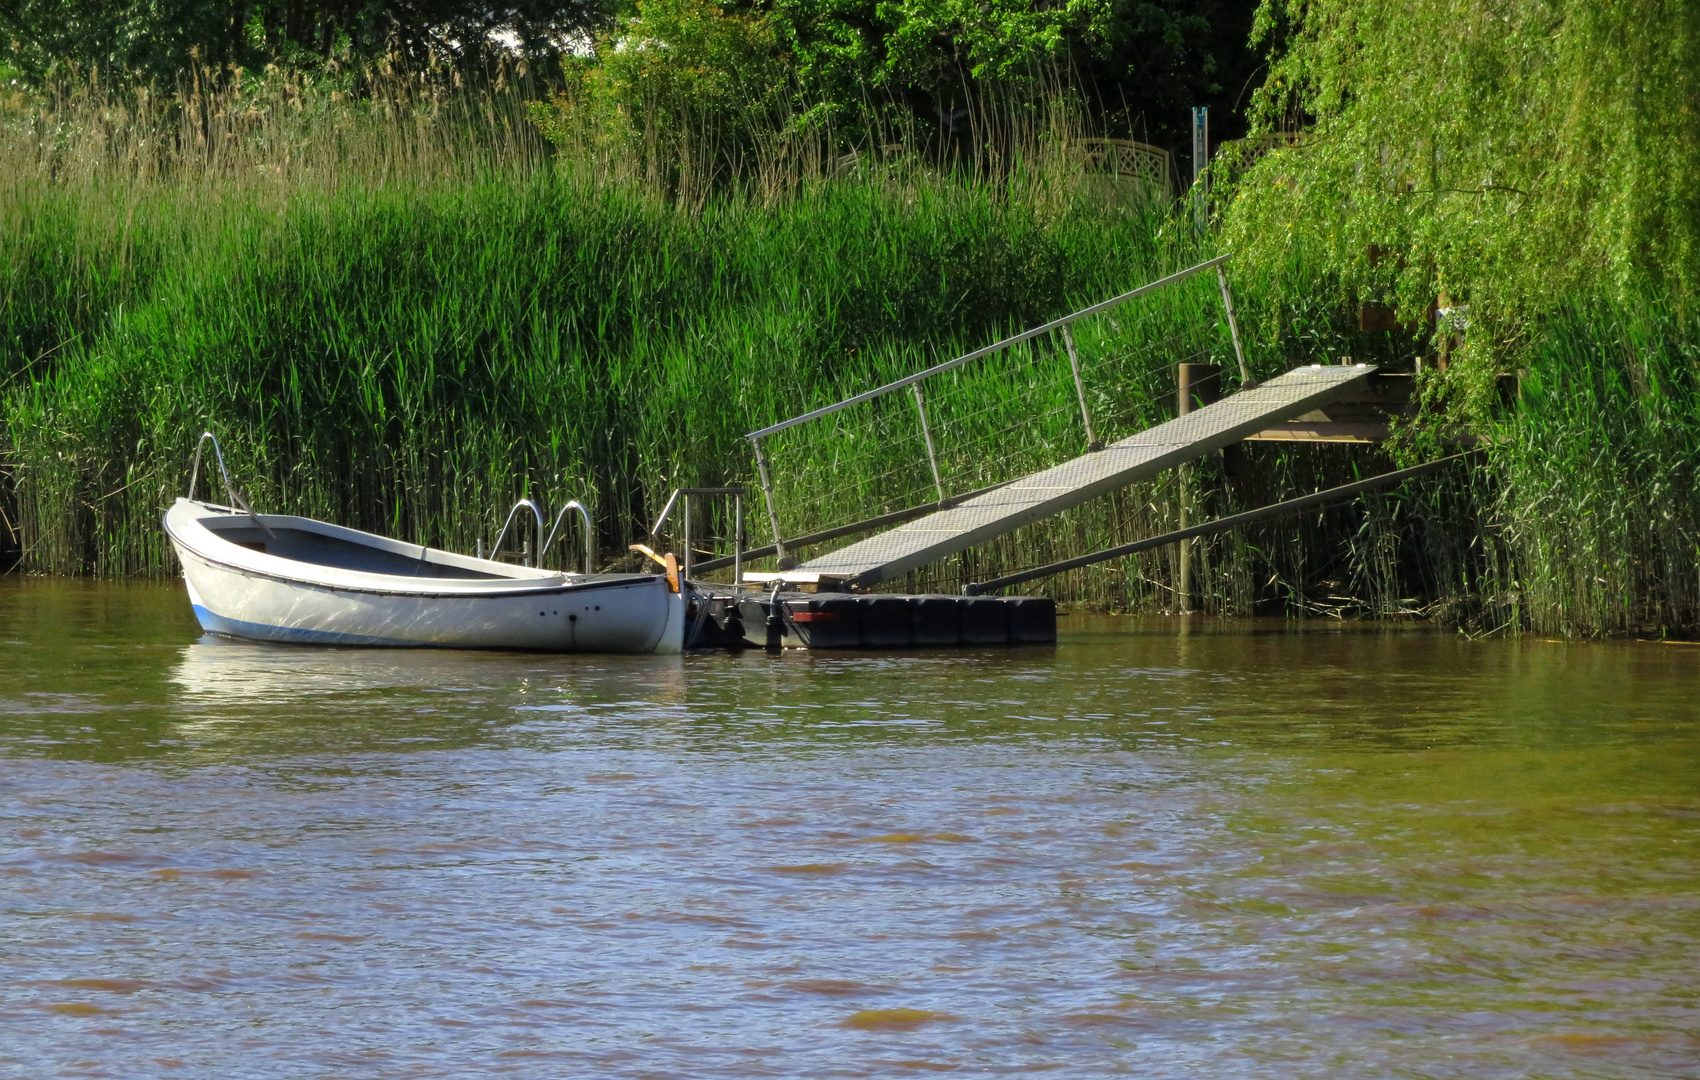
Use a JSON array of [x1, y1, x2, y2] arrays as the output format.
[[655, 256, 1463, 650]]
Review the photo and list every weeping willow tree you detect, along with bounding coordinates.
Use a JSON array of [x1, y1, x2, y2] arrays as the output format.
[[1225, 0, 1698, 322], [1222, 0, 1700, 636]]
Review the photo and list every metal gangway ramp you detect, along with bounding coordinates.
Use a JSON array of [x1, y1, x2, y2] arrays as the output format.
[[733, 255, 1378, 591], [793, 364, 1374, 587]]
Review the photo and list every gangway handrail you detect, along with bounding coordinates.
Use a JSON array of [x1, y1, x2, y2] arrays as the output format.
[[744, 254, 1231, 441], [740, 254, 1248, 568]]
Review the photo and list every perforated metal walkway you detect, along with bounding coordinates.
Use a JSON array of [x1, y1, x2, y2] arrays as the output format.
[[797, 364, 1377, 586]]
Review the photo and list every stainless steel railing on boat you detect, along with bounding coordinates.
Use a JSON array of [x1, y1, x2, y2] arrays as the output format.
[[482, 497, 597, 572], [187, 431, 274, 538], [542, 499, 595, 574], [486, 499, 544, 565]]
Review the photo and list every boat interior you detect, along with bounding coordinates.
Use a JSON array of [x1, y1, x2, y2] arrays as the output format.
[[203, 519, 511, 580]]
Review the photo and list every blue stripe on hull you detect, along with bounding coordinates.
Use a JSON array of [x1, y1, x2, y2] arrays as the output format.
[[192, 604, 411, 646]]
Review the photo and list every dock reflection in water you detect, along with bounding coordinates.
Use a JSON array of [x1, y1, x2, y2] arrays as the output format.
[[1, 578, 1697, 1078]]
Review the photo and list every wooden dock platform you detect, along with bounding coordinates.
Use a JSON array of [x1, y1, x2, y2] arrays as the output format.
[[793, 364, 1377, 587]]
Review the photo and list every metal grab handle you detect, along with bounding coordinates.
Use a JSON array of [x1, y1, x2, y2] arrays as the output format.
[[489, 499, 545, 564], [187, 431, 274, 539], [541, 499, 595, 574]]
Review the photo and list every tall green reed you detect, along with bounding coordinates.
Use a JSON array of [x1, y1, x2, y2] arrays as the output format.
[[0, 69, 1177, 576], [1491, 304, 1700, 635]]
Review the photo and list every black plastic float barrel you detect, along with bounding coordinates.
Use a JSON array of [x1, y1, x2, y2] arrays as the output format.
[[857, 595, 912, 647], [1005, 596, 1057, 644], [779, 595, 862, 649], [910, 596, 961, 646], [727, 592, 1055, 649], [958, 596, 1011, 645]]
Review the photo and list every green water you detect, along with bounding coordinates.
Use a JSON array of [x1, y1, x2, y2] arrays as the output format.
[[1, 578, 1696, 1078]]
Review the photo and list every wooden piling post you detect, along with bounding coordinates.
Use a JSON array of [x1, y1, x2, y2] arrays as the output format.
[[1176, 364, 1222, 613], [1177, 364, 1223, 415]]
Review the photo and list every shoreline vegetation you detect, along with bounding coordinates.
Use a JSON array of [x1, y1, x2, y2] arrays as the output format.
[[2, 0, 1696, 639]]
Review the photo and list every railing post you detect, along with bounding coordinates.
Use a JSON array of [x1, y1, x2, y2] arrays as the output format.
[[733, 492, 743, 585], [682, 494, 692, 582], [1175, 363, 1222, 614], [911, 382, 946, 503], [1216, 265, 1251, 386], [1061, 325, 1101, 451], [750, 436, 789, 568]]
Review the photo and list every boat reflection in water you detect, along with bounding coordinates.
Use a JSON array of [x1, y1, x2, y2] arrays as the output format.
[[169, 636, 687, 705]]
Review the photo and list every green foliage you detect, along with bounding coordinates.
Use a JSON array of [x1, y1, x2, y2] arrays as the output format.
[[767, 0, 1258, 147], [601, 0, 786, 113], [0, 1, 610, 82], [1223, 0, 1700, 329], [3, 0, 1267, 194], [1493, 305, 1700, 636], [528, 0, 1259, 164], [532, 0, 790, 189], [1218, 0, 1700, 636]]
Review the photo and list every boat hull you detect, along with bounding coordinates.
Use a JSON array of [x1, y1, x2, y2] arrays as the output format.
[[165, 500, 682, 653]]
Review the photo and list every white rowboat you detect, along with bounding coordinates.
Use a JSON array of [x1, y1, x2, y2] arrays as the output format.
[[164, 498, 684, 653]]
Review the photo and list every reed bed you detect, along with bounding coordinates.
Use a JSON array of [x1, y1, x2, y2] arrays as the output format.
[[0, 69, 1170, 573], [0, 70, 1693, 637], [1490, 305, 1700, 636]]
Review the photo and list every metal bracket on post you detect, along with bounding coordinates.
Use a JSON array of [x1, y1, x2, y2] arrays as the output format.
[[1061, 325, 1101, 451], [911, 382, 946, 504], [749, 437, 790, 569], [1216, 264, 1251, 387]]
